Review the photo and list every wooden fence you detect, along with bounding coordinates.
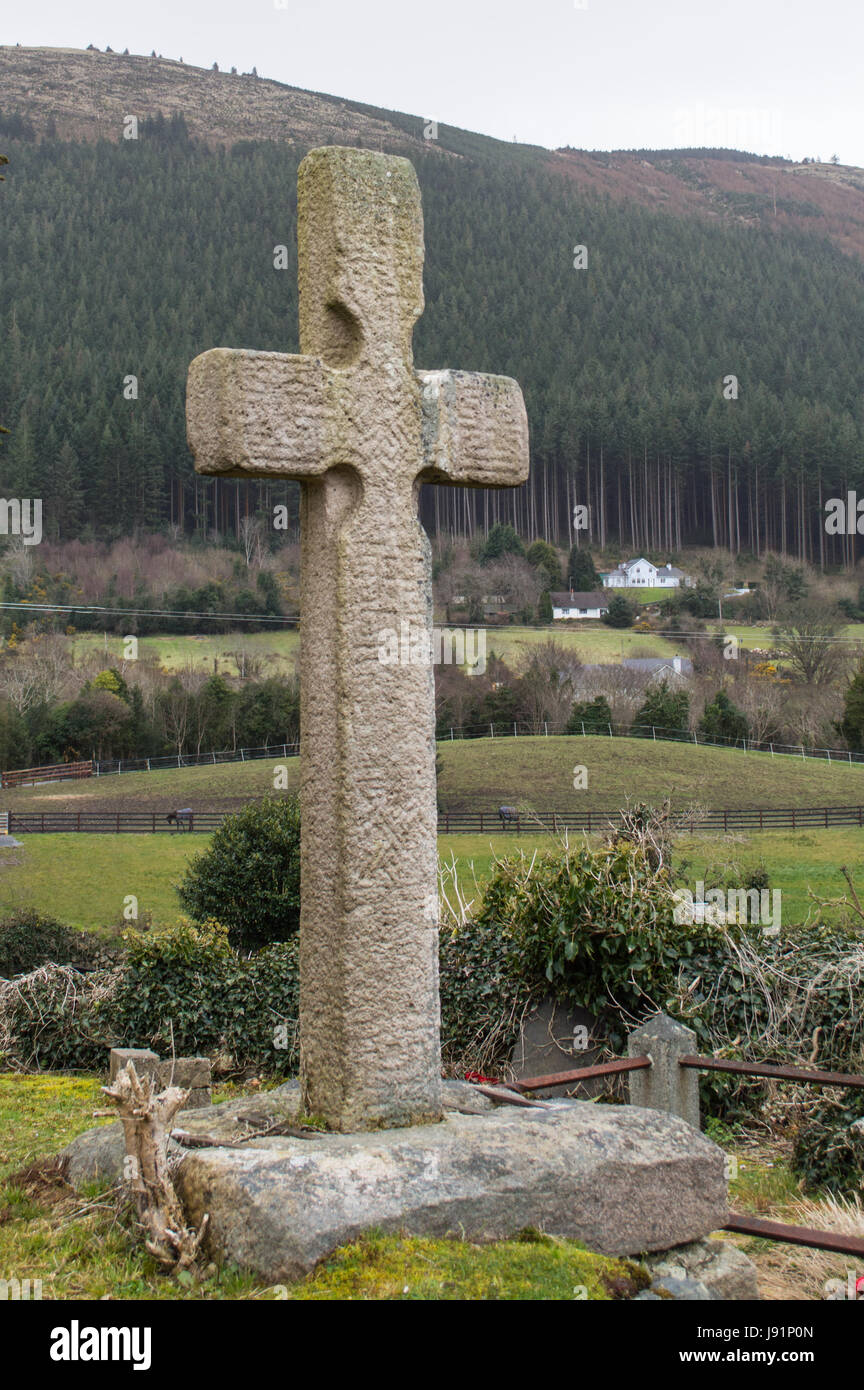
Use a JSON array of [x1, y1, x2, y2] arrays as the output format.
[[7, 803, 864, 834], [1, 760, 93, 789]]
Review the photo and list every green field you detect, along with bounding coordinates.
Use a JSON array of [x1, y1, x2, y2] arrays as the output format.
[[1, 826, 860, 931], [72, 620, 834, 674], [72, 628, 300, 674], [4, 736, 863, 818]]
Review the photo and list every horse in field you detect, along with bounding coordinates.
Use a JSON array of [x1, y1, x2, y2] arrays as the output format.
[[498, 804, 519, 829]]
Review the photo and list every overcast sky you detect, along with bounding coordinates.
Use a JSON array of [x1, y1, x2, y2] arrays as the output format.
[[7, 0, 864, 165]]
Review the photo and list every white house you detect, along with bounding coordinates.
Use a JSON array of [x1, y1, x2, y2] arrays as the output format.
[[600, 558, 690, 589], [551, 590, 610, 620]]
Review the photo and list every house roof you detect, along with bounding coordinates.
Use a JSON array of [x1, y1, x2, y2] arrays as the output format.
[[551, 591, 609, 607], [600, 558, 688, 577], [600, 558, 651, 575], [622, 657, 693, 674]]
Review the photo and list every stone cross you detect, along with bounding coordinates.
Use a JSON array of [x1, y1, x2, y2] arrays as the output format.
[[186, 146, 528, 1132]]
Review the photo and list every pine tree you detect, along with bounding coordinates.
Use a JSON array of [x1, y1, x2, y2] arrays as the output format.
[[567, 546, 600, 590]]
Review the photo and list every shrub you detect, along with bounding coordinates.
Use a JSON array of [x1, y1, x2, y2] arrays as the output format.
[[602, 593, 635, 628], [471, 839, 718, 1052], [176, 796, 301, 952], [791, 1090, 864, 1194], [439, 912, 536, 1076], [110, 918, 299, 1072], [0, 963, 119, 1071], [632, 679, 690, 735], [0, 909, 117, 979], [698, 689, 749, 742], [566, 695, 612, 734]]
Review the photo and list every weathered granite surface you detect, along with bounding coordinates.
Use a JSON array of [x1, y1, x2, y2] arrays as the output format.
[[62, 1079, 492, 1187], [186, 146, 529, 1133], [644, 1236, 759, 1300], [64, 1085, 727, 1280]]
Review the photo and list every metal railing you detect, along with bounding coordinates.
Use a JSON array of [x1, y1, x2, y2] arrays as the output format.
[[3, 721, 863, 788], [495, 1019, 864, 1259]]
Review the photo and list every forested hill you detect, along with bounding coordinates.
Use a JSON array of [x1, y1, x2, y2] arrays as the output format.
[[1, 45, 864, 562]]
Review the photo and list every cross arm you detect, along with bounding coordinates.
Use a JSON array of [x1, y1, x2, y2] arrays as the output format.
[[417, 369, 529, 488], [186, 347, 330, 478]]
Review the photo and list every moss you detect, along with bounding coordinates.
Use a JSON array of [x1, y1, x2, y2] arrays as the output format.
[[288, 1229, 646, 1301]]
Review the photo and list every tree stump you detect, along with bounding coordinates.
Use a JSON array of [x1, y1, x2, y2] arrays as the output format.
[[101, 1061, 208, 1270]]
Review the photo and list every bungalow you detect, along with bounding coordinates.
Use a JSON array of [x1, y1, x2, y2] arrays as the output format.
[[622, 656, 692, 679], [600, 558, 691, 589], [551, 590, 610, 620]]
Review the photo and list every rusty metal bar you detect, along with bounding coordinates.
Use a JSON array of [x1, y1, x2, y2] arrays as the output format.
[[511, 1055, 651, 1092], [679, 1054, 864, 1089], [725, 1212, 864, 1257]]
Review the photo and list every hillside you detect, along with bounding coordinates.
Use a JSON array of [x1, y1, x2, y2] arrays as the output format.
[[0, 46, 447, 155], [2, 736, 863, 815], [3, 48, 863, 255], [2, 47, 864, 559]]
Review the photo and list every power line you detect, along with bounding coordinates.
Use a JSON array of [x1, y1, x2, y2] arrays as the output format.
[[0, 601, 299, 625]]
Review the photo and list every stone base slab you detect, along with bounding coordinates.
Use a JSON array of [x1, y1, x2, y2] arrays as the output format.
[[63, 1081, 727, 1283]]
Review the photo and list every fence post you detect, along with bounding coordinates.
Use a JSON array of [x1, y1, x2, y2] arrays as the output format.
[[513, 722, 517, 738], [652, 726, 656, 741], [450, 728, 454, 740], [628, 1014, 700, 1130], [480, 812, 484, 832], [581, 721, 585, 736], [241, 748, 246, 761], [608, 723, 612, 738], [146, 758, 151, 772], [544, 722, 548, 736]]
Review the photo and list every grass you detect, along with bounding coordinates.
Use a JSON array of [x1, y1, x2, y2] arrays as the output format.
[[480, 625, 676, 661], [5, 735, 864, 818], [0, 1074, 641, 1300], [0, 834, 202, 931], [436, 735, 864, 811], [707, 1127, 864, 1301], [72, 629, 300, 675], [67, 620, 864, 676], [441, 828, 864, 926], [0, 825, 860, 930]]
